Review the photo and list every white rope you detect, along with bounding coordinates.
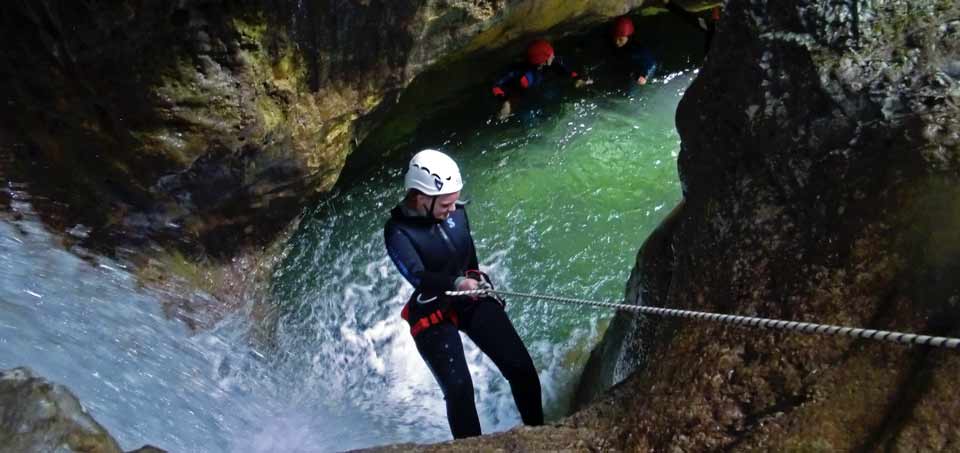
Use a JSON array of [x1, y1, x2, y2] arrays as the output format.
[[445, 289, 960, 350]]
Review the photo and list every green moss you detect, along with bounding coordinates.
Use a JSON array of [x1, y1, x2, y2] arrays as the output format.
[[362, 93, 383, 111], [272, 52, 303, 83], [257, 96, 285, 131], [150, 52, 247, 157], [138, 250, 224, 293], [640, 7, 669, 16], [231, 16, 268, 47], [227, 13, 312, 138], [155, 57, 208, 105], [360, 114, 421, 156], [679, 1, 722, 12], [324, 120, 352, 145]]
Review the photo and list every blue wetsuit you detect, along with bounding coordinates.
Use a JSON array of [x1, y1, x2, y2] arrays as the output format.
[[384, 204, 543, 438], [491, 57, 579, 100]]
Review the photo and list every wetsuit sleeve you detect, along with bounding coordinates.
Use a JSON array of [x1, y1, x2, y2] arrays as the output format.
[[385, 224, 457, 292], [550, 56, 579, 79], [492, 69, 523, 98], [634, 46, 658, 80]]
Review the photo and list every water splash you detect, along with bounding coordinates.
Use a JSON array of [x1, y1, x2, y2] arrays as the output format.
[[0, 68, 695, 452]]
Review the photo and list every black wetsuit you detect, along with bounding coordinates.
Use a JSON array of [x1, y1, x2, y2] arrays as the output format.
[[384, 204, 543, 439], [491, 57, 579, 101], [610, 40, 658, 85]]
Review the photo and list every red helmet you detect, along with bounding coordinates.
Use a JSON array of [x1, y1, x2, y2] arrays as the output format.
[[613, 16, 635, 38], [526, 39, 554, 65]]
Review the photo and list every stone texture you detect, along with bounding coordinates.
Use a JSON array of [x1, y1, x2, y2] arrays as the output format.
[[0, 0, 671, 258], [354, 425, 613, 453], [575, 0, 960, 451], [10, 0, 953, 452], [1, 368, 113, 453]]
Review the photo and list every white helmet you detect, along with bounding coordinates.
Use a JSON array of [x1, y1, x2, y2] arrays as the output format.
[[404, 149, 463, 196]]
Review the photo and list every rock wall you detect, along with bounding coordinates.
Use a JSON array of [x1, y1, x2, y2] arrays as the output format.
[[574, 0, 960, 451], [0, 367, 163, 453], [0, 0, 678, 258], [14, 0, 950, 452]]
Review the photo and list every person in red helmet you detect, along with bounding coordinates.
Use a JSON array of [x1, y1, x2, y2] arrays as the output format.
[[612, 16, 635, 48], [526, 39, 554, 66], [490, 39, 590, 120], [607, 15, 658, 86]]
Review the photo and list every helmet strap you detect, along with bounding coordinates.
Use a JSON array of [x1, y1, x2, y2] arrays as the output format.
[[428, 196, 438, 218]]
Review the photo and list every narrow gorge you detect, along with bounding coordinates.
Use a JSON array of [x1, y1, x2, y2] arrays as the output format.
[[1, 1, 957, 452]]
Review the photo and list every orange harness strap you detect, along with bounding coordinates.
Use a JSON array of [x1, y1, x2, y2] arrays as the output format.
[[402, 302, 459, 337]]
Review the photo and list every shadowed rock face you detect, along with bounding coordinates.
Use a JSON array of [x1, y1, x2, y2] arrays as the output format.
[[0, 0, 677, 258], [572, 0, 960, 451], [0, 1, 342, 257], [12, 0, 955, 452], [0, 367, 164, 453]]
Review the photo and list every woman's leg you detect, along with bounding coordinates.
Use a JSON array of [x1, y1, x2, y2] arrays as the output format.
[[462, 300, 544, 426], [414, 322, 482, 438]]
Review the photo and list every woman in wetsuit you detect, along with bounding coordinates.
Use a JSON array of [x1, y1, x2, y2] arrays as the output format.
[[384, 149, 543, 439]]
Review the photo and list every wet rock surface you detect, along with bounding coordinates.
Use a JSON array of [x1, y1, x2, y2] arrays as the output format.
[[577, 0, 960, 451], [6, 0, 953, 452], [0, 0, 673, 259], [0, 367, 164, 453]]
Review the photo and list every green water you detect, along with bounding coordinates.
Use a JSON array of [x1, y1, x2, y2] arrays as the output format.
[[269, 63, 696, 443]]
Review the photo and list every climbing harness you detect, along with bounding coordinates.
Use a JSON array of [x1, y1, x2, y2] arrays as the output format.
[[445, 288, 960, 350], [401, 271, 505, 338], [402, 301, 459, 337]]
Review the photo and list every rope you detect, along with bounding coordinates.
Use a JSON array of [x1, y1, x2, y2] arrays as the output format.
[[445, 289, 960, 350]]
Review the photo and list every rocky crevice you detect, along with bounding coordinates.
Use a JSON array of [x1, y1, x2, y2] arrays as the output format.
[[572, 0, 960, 451], [2, 0, 686, 259], [5, 0, 958, 452]]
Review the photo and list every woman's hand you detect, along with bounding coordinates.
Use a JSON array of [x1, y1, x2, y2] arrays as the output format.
[[457, 278, 480, 291], [457, 277, 481, 300], [497, 100, 512, 120]]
